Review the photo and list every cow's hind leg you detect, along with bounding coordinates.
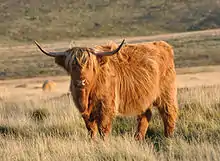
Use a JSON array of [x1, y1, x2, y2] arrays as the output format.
[[134, 108, 152, 141], [155, 95, 178, 137]]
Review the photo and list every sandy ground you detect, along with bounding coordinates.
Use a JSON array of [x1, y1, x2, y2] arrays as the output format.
[[1, 68, 220, 103]]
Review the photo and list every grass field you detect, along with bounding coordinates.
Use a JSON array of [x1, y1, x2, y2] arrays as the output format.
[[1, 1, 220, 160], [1, 29, 220, 161], [0, 85, 220, 161]]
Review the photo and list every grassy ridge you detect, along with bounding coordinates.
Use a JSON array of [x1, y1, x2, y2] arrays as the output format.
[[0, 85, 220, 160], [1, 30, 220, 80], [1, 0, 220, 43]]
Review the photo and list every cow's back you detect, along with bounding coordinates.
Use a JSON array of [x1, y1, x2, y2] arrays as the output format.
[[106, 41, 176, 116]]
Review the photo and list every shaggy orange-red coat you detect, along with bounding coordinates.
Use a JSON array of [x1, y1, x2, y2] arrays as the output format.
[[35, 40, 178, 141]]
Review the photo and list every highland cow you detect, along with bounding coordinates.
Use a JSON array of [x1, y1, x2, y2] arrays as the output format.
[[34, 39, 178, 141]]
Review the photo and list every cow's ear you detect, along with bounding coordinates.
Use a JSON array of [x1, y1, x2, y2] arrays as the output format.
[[97, 56, 109, 66]]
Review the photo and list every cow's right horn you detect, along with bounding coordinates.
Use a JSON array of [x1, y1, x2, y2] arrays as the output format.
[[92, 39, 125, 56], [34, 41, 66, 57]]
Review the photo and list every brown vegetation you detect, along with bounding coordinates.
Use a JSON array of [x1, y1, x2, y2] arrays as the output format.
[[42, 80, 56, 92]]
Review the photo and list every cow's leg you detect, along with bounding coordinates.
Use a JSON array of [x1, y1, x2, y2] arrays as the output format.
[[155, 65, 178, 137], [157, 103, 178, 137], [82, 114, 98, 140], [156, 91, 178, 137], [98, 116, 113, 141], [97, 101, 114, 141], [134, 108, 152, 141], [81, 99, 99, 140]]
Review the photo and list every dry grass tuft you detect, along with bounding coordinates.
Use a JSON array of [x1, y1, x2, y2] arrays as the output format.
[[0, 125, 24, 137], [30, 108, 50, 123], [15, 84, 28, 88]]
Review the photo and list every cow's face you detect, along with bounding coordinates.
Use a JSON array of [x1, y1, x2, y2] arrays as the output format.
[[59, 48, 97, 90], [34, 40, 125, 90]]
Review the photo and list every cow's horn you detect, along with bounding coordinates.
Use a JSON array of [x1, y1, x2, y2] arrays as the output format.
[[34, 41, 66, 57], [92, 39, 125, 56]]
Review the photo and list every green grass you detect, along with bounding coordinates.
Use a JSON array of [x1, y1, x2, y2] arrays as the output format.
[[0, 85, 220, 160], [1, 0, 220, 43]]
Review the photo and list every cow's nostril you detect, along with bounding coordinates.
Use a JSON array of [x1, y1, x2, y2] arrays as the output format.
[[75, 79, 87, 88]]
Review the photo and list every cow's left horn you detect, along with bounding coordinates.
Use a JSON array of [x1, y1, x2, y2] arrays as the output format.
[[92, 39, 125, 56], [34, 41, 66, 57]]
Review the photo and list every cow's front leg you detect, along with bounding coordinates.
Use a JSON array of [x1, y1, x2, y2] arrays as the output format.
[[82, 114, 98, 140], [97, 100, 114, 141], [81, 100, 99, 140]]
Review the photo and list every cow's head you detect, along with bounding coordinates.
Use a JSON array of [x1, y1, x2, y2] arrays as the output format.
[[34, 40, 125, 90]]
